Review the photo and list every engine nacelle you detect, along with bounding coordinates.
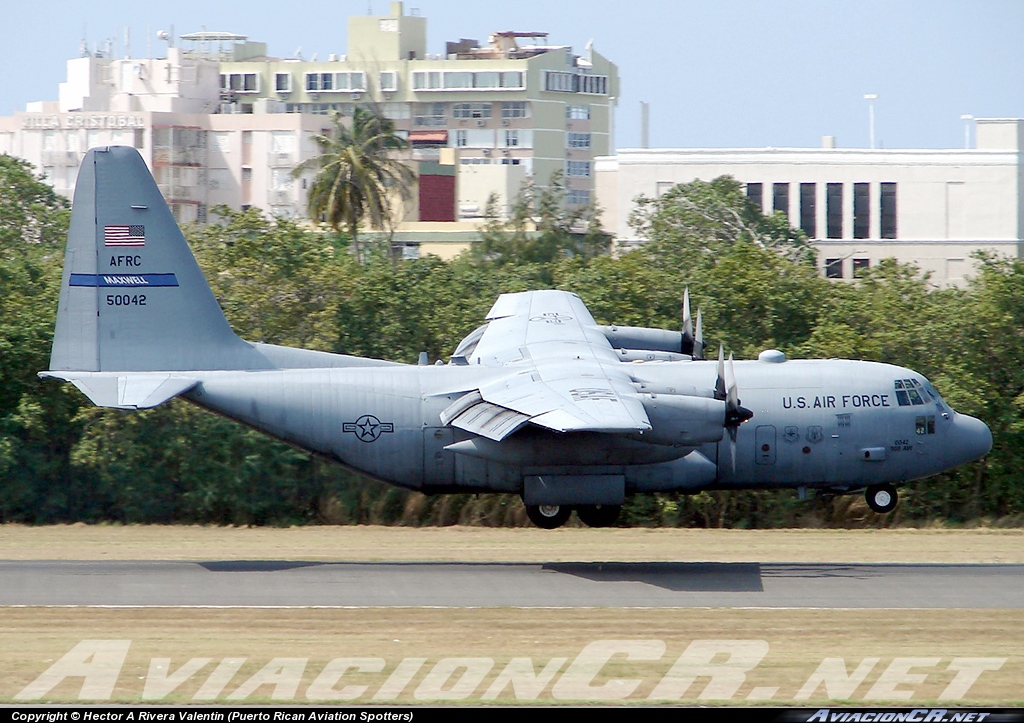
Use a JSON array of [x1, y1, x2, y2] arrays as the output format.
[[639, 393, 727, 447], [598, 325, 685, 354]]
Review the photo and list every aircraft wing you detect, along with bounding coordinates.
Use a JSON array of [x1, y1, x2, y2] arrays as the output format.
[[440, 290, 651, 440]]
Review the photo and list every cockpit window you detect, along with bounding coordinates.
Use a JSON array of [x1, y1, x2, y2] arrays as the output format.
[[894, 378, 931, 406]]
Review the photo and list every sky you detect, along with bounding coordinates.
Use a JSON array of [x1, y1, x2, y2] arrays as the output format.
[[3, 0, 1022, 151]]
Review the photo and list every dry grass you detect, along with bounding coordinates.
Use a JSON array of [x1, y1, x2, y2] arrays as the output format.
[[1, 608, 1020, 705], [2, 525, 1021, 705], [1, 523, 1023, 563]]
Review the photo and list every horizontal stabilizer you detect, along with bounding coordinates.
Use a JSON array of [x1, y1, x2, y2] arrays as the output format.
[[39, 371, 198, 409]]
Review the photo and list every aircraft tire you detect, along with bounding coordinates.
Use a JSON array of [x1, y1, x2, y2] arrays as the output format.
[[526, 504, 573, 529], [865, 483, 898, 513], [576, 504, 622, 528]]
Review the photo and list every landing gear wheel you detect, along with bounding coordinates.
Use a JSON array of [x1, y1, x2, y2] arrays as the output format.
[[865, 484, 898, 513], [576, 504, 622, 528], [526, 504, 573, 529]]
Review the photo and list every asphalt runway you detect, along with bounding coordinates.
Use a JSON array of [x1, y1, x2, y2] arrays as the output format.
[[1, 560, 1021, 608]]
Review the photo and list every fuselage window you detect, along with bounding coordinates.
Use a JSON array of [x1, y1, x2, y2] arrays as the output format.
[[915, 415, 936, 435]]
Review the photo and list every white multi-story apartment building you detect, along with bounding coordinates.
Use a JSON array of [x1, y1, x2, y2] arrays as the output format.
[[596, 119, 1024, 286], [0, 1, 618, 254]]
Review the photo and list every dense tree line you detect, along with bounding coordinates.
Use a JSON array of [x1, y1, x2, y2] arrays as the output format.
[[1, 155, 1021, 527]]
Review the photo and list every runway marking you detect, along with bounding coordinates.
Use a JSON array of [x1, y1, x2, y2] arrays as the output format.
[[0, 604, 974, 611]]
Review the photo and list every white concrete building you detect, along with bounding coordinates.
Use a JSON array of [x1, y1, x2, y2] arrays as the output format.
[[596, 118, 1024, 286]]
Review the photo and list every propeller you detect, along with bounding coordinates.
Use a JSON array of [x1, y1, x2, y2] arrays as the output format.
[[715, 345, 755, 472], [681, 288, 706, 360]]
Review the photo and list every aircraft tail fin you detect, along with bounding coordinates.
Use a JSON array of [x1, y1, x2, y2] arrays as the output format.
[[47, 146, 267, 373]]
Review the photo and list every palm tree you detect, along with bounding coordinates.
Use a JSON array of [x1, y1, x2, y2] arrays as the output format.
[[293, 106, 415, 262]]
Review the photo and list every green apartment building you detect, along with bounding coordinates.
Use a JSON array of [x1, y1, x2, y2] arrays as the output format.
[[219, 1, 618, 222]]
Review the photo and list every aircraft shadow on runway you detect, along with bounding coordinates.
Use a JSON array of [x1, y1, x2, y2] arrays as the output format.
[[197, 560, 768, 592]]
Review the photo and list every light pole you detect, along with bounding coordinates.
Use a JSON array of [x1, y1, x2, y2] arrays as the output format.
[[864, 94, 878, 149], [961, 114, 974, 149]]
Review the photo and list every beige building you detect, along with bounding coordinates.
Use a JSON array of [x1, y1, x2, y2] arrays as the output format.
[[596, 119, 1024, 286], [0, 2, 618, 258]]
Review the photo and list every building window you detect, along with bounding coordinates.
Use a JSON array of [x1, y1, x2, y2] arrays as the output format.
[[853, 182, 870, 239], [305, 72, 366, 92], [446, 72, 474, 89], [222, 73, 259, 93], [379, 102, 409, 120], [414, 103, 446, 127], [826, 183, 843, 239], [566, 105, 590, 120], [852, 258, 870, 277], [745, 182, 763, 212], [567, 132, 591, 149], [454, 130, 467, 147], [453, 103, 492, 119], [773, 182, 789, 217], [379, 71, 398, 92], [274, 73, 291, 92], [800, 183, 816, 237], [501, 101, 527, 118], [578, 74, 608, 95], [881, 182, 897, 239], [825, 258, 843, 279], [566, 160, 591, 177], [504, 130, 519, 147], [567, 189, 592, 206], [545, 71, 577, 92], [412, 70, 524, 91]]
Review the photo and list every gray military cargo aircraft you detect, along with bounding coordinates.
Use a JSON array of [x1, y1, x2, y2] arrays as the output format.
[[40, 147, 993, 528]]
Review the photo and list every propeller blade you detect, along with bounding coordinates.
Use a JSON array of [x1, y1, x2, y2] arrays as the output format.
[[727, 353, 739, 410], [681, 288, 694, 355], [714, 345, 726, 401], [694, 308, 704, 360]]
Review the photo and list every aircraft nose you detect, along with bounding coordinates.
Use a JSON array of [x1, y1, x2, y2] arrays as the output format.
[[950, 414, 993, 464]]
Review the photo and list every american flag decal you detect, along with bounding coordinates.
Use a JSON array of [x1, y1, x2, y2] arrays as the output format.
[[104, 225, 146, 247]]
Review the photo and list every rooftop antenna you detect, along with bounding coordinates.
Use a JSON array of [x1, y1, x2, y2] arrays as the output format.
[[124, 27, 131, 59]]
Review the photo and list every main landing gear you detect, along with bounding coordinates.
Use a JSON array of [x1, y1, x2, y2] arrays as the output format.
[[525, 504, 572, 529], [865, 483, 899, 513], [524, 503, 623, 529], [575, 504, 622, 528]]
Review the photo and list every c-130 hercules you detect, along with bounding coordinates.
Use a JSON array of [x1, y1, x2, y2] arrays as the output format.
[[41, 147, 992, 528]]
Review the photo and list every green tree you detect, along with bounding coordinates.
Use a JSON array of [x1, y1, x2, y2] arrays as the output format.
[[469, 173, 611, 284], [629, 176, 815, 272], [0, 155, 78, 522], [187, 206, 353, 350], [293, 107, 416, 263]]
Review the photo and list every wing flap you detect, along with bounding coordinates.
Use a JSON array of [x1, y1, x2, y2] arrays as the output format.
[[440, 391, 530, 441]]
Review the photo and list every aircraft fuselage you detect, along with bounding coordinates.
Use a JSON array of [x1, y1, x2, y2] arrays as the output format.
[[185, 356, 989, 498]]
